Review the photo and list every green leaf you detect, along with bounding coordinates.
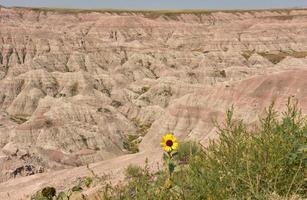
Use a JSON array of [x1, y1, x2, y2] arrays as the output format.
[[168, 162, 176, 174]]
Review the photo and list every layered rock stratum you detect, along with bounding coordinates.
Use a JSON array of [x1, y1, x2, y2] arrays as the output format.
[[0, 6, 306, 199]]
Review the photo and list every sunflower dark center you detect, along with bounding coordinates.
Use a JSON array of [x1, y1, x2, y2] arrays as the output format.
[[166, 140, 173, 147]]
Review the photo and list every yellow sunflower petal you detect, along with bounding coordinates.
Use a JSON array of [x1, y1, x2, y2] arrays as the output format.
[[164, 146, 173, 152], [164, 134, 172, 140], [172, 142, 178, 150]]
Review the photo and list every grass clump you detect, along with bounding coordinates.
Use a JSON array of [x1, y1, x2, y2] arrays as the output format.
[[103, 98, 306, 199]]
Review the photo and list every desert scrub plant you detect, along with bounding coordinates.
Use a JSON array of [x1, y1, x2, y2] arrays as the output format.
[[183, 99, 306, 199]]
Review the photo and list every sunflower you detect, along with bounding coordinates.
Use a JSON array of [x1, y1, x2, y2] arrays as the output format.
[[161, 133, 178, 152]]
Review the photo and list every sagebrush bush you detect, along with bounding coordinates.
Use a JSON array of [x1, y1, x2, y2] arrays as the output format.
[[184, 101, 306, 199]]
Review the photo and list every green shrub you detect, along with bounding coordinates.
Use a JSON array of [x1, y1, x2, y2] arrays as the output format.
[[183, 100, 306, 199]]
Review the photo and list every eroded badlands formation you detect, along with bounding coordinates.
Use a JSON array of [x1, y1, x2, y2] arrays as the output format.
[[0, 6, 306, 199]]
